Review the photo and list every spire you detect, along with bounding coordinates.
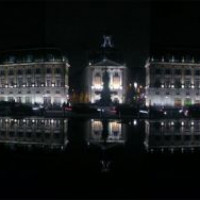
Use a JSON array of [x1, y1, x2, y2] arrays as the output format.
[[101, 35, 113, 48]]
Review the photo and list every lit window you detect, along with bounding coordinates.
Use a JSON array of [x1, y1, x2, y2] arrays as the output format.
[[112, 73, 120, 88], [93, 72, 102, 89]]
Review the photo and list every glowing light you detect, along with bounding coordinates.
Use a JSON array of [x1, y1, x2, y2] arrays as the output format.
[[181, 84, 184, 88], [91, 85, 103, 90], [161, 84, 164, 88], [191, 121, 194, 126], [191, 85, 195, 88], [181, 121, 184, 126], [171, 122, 174, 126], [161, 122, 164, 126], [134, 82, 138, 89], [171, 85, 174, 88], [52, 83, 55, 87], [133, 119, 137, 126]]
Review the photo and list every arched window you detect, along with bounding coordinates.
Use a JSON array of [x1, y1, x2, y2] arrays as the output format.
[[93, 72, 101, 86], [112, 72, 120, 88]]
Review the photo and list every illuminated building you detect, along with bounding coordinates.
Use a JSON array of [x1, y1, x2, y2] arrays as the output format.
[[145, 55, 200, 107], [86, 58, 127, 103], [0, 117, 68, 149], [0, 48, 69, 106], [86, 35, 127, 104]]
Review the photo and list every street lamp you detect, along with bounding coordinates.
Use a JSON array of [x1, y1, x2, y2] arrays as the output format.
[[134, 82, 138, 89]]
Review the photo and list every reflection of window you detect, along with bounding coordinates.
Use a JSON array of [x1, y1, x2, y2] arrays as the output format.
[[111, 122, 120, 135], [92, 121, 103, 134]]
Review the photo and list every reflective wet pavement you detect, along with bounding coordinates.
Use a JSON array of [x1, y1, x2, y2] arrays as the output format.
[[0, 117, 200, 198]]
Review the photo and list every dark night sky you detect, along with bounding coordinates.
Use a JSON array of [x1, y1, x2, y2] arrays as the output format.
[[0, 1, 200, 88]]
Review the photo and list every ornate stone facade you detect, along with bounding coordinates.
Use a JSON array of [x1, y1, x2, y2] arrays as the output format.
[[0, 48, 69, 106], [145, 56, 200, 107], [86, 58, 127, 104]]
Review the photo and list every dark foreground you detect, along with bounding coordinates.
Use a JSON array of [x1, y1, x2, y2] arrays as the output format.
[[0, 145, 200, 198]]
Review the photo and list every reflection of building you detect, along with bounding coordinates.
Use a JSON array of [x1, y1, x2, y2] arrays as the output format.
[[86, 59, 127, 103], [0, 48, 69, 106], [87, 119, 125, 144], [145, 56, 200, 107], [145, 119, 200, 151], [0, 117, 68, 149]]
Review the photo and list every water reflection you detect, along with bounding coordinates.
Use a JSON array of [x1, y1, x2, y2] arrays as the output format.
[[145, 119, 200, 152], [88, 119, 125, 145], [86, 119, 126, 172], [0, 117, 68, 149]]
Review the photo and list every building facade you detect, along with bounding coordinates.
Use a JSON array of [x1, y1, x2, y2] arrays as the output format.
[[86, 58, 127, 104], [0, 48, 69, 106], [145, 56, 200, 107]]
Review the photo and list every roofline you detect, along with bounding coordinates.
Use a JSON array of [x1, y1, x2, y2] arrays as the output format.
[[0, 61, 69, 67], [148, 61, 200, 66], [0, 47, 63, 54]]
